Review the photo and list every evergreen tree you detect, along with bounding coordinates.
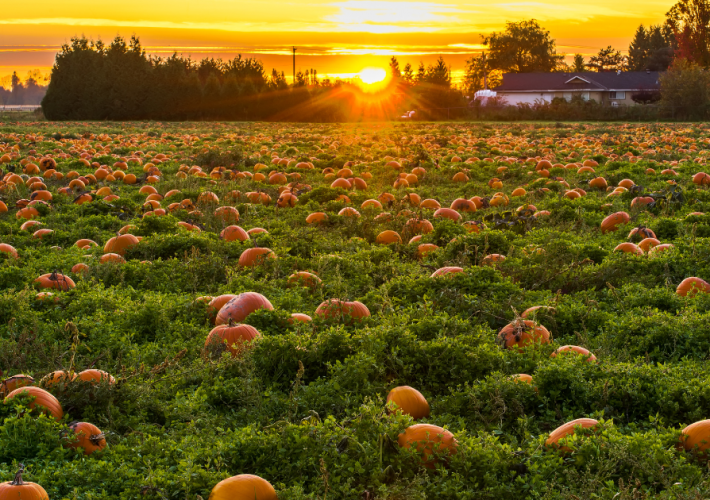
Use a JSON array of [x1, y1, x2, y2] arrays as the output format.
[[416, 62, 426, 82], [402, 63, 414, 84], [389, 57, 401, 78], [572, 54, 586, 72]]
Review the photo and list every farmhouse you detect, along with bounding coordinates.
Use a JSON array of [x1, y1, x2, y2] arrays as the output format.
[[493, 71, 661, 106]]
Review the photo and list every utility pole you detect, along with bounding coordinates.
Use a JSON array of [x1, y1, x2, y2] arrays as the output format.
[[292, 47, 297, 86], [482, 51, 488, 90]]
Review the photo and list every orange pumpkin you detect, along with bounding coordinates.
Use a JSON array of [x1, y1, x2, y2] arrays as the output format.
[[0, 243, 19, 259], [498, 320, 550, 349], [386, 386, 430, 420], [209, 474, 277, 500], [103, 233, 139, 256], [546, 418, 599, 451], [205, 324, 261, 356], [551, 345, 597, 362], [34, 271, 76, 291], [66, 422, 107, 455], [4, 386, 63, 419], [600, 212, 630, 233], [376, 230, 402, 244], [0, 374, 34, 397], [314, 299, 370, 322], [215, 292, 274, 325], [398, 424, 458, 468], [78, 369, 116, 384], [0, 467, 49, 500], [287, 271, 322, 289], [220, 225, 250, 242], [677, 277, 710, 297], [680, 420, 710, 456], [238, 247, 276, 267], [430, 266, 463, 278]]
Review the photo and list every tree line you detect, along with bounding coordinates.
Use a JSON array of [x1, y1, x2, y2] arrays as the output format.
[[0, 71, 48, 106], [41, 35, 465, 121]]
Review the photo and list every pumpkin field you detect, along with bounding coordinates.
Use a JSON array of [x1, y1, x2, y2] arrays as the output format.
[[4, 120, 710, 499]]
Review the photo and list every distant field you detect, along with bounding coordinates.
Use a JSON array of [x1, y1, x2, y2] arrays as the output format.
[[1, 121, 710, 499]]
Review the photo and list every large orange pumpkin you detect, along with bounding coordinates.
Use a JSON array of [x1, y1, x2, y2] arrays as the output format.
[[4, 386, 63, 419], [398, 424, 458, 468], [215, 292, 274, 325], [209, 474, 277, 500], [386, 386, 430, 420]]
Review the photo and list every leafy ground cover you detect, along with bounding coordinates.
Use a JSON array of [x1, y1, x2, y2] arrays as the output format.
[[1, 121, 710, 499]]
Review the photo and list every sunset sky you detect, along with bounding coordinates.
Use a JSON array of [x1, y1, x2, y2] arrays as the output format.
[[0, 0, 675, 85]]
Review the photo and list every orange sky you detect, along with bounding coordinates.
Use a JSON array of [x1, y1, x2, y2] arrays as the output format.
[[0, 0, 675, 85]]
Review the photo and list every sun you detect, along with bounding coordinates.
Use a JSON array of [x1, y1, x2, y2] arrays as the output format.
[[358, 68, 387, 85]]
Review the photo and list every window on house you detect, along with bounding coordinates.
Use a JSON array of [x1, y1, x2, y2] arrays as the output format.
[[609, 91, 626, 100], [563, 92, 572, 102]]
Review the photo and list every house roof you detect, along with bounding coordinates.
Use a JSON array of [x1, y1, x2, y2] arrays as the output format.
[[493, 71, 661, 92]]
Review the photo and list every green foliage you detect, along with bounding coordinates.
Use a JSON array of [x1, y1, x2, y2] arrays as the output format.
[[1, 121, 710, 499]]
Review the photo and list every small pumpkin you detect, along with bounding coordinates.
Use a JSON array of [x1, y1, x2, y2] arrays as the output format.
[[238, 247, 276, 267], [386, 386, 430, 420], [287, 271, 322, 289], [498, 320, 550, 349], [65, 421, 107, 455], [551, 345, 597, 362], [208, 474, 277, 500], [0, 374, 34, 397], [314, 299, 370, 323], [77, 369, 116, 385], [546, 418, 599, 451]]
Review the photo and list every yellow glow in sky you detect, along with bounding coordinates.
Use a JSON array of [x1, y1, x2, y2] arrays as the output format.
[[0, 0, 676, 82]]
